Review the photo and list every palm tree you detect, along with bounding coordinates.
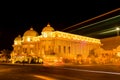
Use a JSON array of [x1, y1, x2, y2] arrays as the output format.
[[0, 49, 11, 62]]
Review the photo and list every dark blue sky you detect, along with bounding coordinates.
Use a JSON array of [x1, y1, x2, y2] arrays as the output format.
[[0, 0, 119, 50]]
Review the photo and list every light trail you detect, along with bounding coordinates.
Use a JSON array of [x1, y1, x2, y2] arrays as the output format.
[[63, 68, 120, 75]]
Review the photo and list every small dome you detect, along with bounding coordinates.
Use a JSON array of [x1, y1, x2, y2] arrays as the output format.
[[23, 27, 39, 37], [14, 35, 21, 41], [42, 23, 55, 32]]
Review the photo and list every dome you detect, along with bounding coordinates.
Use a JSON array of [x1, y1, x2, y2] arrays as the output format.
[[23, 27, 39, 37], [42, 23, 55, 32], [14, 35, 21, 41]]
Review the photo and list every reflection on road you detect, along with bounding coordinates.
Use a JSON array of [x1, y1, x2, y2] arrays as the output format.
[[0, 69, 12, 72], [33, 74, 56, 80]]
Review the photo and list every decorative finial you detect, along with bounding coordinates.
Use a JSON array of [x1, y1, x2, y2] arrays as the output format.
[[47, 23, 50, 27], [30, 26, 33, 30], [18, 35, 21, 37]]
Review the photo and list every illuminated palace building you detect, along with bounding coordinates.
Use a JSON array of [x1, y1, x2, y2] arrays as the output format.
[[11, 9, 120, 64], [11, 24, 101, 64]]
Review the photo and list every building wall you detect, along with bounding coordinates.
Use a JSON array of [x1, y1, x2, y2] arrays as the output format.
[[11, 25, 101, 64]]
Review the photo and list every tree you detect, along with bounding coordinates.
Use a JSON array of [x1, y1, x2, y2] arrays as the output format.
[[0, 49, 11, 62]]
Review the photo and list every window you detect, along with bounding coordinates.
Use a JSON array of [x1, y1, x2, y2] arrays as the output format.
[[58, 45, 61, 53], [27, 37, 31, 42], [64, 46, 66, 53], [24, 48, 27, 53], [68, 46, 70, 53]]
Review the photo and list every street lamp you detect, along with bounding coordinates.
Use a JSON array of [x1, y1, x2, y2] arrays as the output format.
[[116, 27, 120, 36]]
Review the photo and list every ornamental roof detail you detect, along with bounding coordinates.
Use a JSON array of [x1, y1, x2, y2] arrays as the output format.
[[14, 35, 21, 41], [42, 23, 55, 32], [23, 27, 39, 37]]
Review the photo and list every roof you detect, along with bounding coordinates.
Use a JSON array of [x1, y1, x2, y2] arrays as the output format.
[[101, 36, 120, 50], [42, 23, 55, 32], [23, 27, 39, 37], [14, 35, 21, 41]]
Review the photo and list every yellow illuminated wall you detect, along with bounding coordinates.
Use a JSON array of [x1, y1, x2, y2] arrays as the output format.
[[11, 24, 101, 64]]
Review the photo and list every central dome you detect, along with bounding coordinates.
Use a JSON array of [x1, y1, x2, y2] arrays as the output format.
[[42, 23, 55, 32], [23, 27, 39, 37]]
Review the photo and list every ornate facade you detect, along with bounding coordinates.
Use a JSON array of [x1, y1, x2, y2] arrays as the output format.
[[11, 24, 101, 64]]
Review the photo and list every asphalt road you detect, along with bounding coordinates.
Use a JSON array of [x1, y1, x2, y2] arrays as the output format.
[[0, 64, 120, 80]]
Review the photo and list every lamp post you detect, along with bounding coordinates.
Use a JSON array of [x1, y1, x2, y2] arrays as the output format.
[[116, 27, 120, 36]]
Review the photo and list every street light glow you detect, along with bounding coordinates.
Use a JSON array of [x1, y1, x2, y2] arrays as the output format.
[[116, 27, 120, 36], [116, 27, 120, 31]]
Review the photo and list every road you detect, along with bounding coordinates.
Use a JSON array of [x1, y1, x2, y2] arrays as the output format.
[[0, 64, 120, 80]]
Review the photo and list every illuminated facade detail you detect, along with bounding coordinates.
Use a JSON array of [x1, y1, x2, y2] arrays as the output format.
[[11, 24, 101, 64]]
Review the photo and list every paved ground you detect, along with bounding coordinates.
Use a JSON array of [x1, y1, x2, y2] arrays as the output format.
[[0, 63, 120, 80]]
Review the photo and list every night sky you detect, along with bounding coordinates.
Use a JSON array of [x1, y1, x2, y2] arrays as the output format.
[[0, 0, 119, 51]]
